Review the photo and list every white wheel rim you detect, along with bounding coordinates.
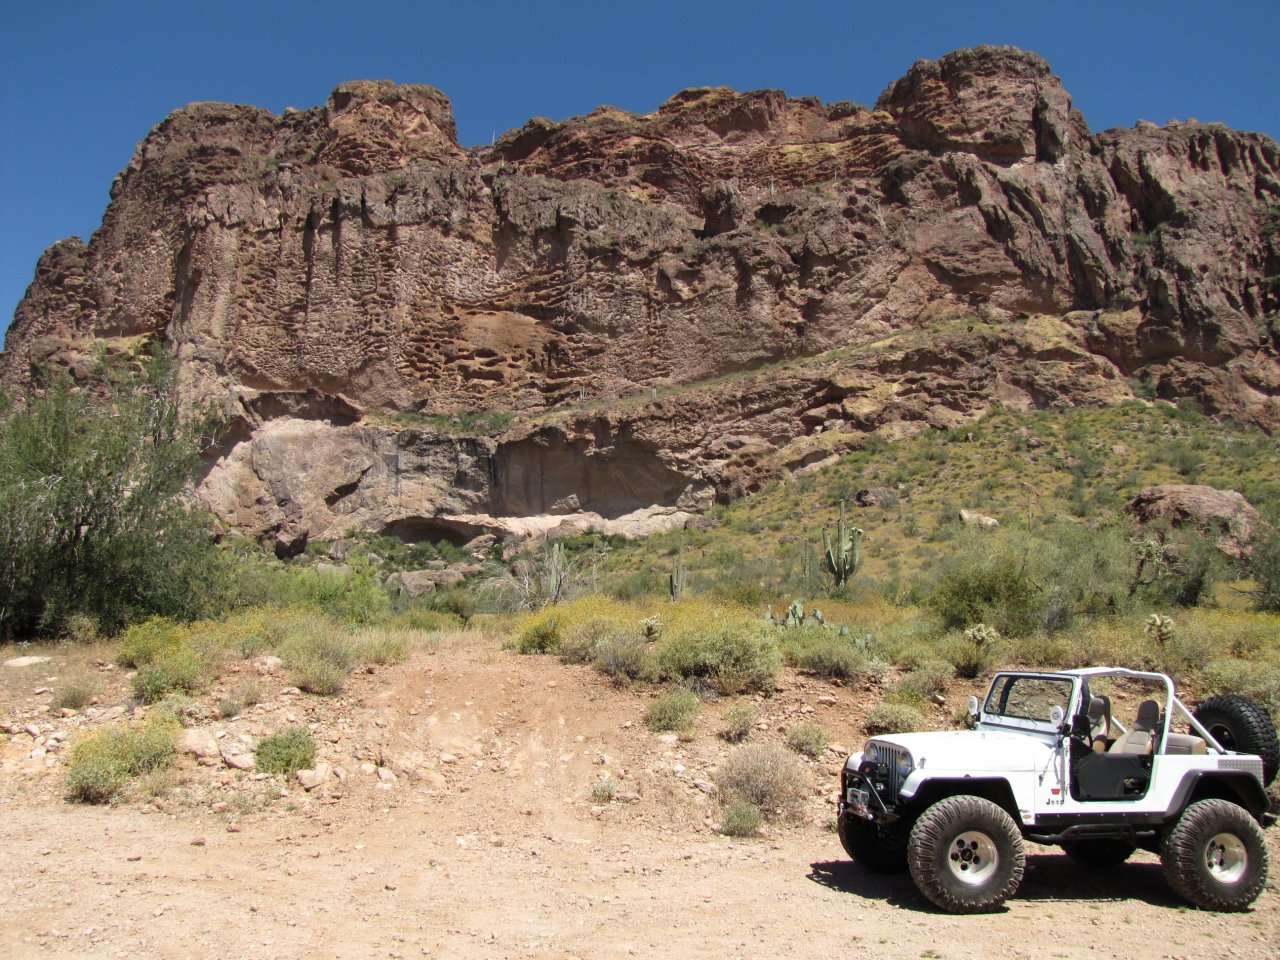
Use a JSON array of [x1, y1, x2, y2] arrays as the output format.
[[1204, 832, 1247, 884], [947, 831, 999, 885]]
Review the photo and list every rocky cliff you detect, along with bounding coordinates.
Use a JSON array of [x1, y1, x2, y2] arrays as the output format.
[[3, 47, 1278, 553]]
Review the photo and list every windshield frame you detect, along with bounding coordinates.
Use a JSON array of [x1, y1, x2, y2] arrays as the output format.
[[979, 672, 1078, 734]]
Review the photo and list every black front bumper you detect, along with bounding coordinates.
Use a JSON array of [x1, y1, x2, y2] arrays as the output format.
[[839, 764, 899, 825]]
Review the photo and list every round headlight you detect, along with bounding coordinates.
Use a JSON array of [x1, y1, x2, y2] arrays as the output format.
[[863, 742, 880, 764], [896, 752, 914, 780]]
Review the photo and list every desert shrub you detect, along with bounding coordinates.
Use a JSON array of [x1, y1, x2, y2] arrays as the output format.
[[52, 673, 98, 711], [116, 618, 187, 668], [925, 534, 1043, 635], [713, 743, 809, 819], [719, 800, 764, 837], [1199, 659, 1280, 716], [508, 595, 634, 654], [643, 689, 700, 733], [387, 607, 462, 633], [590, 776, 618, 804], [431, 586, 477, 626], [131, 647, 210, 704], [150, 692, 201, 726], [778, 626, 871, 681], [591, 633, 652, 685], [0, 354, 225, 638], [720, 702, 757, 742], [65, 719, 177, 803], [255, 727, 317, 775], [785, 722, 828, 759], [653, 622, 780, 695], [864, 702, 926, 735], [896, 658, 954, 700], [281, 620, 357, 695], [558, 617, 621, 663], [354, 628, 410, 666], [1248, 525, 1280, 612], [216, 680, 262, 720], [62, 613, 99, 644]]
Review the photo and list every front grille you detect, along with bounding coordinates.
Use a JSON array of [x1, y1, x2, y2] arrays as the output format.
[[874, 742, 908, 797]]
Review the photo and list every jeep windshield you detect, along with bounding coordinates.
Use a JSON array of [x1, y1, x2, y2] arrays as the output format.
[[982, 674, 1075, 733]]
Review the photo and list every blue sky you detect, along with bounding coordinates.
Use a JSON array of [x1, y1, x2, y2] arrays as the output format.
[[2, 1, 1278, 343]]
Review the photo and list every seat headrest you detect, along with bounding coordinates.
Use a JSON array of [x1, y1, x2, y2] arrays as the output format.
[[1135, 699, 1161, 730]]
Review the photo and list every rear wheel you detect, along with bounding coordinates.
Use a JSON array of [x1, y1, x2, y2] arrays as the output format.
[[839, 814, 907, 872], [1061, 839, 1136, 867], [1193, 695, 1278, 786], [1161, 799, 1269, 911], [907, 796, 1025, 913]]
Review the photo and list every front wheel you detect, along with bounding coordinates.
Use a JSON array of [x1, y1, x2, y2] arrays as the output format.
[[1161, 799, 1269, 911], [839, 813, 907, 873], [907, 796, 1025, 913]]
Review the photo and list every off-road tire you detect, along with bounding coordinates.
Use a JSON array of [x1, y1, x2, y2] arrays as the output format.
[[839, 813, 907, 873], [1161, 799, 1268, 911], [907, 796, 1025, 913], [1193, 695, 1279, 786], [1060, 839, 1136, 867]]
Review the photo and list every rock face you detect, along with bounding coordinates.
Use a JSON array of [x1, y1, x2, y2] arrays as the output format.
[[1125, 484, 1268, 557], [3, 47, 1278, 545]]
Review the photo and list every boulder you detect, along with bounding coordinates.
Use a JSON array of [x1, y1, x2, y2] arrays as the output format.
[[960, 509, 999, 529], [1125, 485, 1266, 558]]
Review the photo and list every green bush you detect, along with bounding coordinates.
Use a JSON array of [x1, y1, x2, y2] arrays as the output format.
[[896, 658, 954, 700], [0, 353, 224, 638], [719, 800, 764, 837], [713, 743, 809, 819], [52, 673, 98, 711], [255, 727, 317, 775], [864, 702, 926, 735], [117, 618, 186, 668], [720, 702, 757, 742], [590, 776, 618, 804], [281, 620, 356, 695], [1248, 526, 1280, 612], [510, 616, 562, 654], [653, 623, 780, 695], [591, 633, 652, 685], [354, 628, 409, 666], [131, 647, 210, 704], [150, 692, 201, 726], [778, 626, 871, 681], [65, 720, 176, 803], [1200, 659, 1280, 716], [785, 722, 828, 759], [643, 689, 700, 733]]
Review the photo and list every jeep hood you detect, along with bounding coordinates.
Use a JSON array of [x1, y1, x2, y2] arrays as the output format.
[[848, 729, 1055, 774]]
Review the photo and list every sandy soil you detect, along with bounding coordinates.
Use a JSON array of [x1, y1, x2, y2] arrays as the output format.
[[1, 632, 1276, 960]]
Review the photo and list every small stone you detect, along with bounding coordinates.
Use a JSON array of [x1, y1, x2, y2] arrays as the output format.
[[297, 764, 332, 791], [190, 837, 206, 847], [211, 801, 228, 813], [376, 767, 397, 784], [385, 882, 398, 891], [439, 753, 458, 765]]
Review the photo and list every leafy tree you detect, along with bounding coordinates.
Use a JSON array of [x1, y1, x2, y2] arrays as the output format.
[[0, 351, 223, 637]]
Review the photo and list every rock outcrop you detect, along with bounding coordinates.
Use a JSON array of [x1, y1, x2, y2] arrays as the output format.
[[3, 47, 1278, 547]]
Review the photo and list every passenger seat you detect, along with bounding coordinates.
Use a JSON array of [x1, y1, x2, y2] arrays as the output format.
[[1109, 700, 1161, 755]]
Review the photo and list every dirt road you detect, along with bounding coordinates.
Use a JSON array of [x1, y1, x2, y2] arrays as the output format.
[[1, 634, 1276, 959]]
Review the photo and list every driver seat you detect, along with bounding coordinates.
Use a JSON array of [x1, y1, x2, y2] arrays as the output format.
[[1086, 695, 1112, 752], [1109, 700, 1161, 755]]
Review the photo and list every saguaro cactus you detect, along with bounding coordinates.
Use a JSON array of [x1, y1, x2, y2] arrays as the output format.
[[821, 500, 864, 589], [669, 555, 688, 602]]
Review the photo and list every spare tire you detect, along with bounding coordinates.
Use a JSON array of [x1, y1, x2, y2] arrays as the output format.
[[1193, 695, 1279, 786]]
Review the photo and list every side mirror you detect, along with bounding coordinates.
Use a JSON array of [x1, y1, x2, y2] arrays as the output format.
[[1050, 705, 1065, 727]]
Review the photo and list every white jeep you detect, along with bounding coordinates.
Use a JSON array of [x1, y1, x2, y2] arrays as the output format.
[[838, 667, 1278, 912]]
